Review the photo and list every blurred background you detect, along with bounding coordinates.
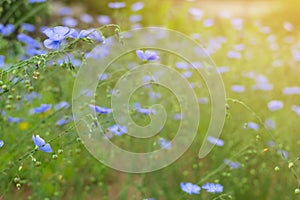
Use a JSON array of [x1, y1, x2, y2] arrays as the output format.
[[1, 0, 300, 199]]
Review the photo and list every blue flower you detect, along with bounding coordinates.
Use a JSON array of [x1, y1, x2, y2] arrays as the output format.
[[231, 85, 245, 93], [0, 24, 14, 36], [28, 0, 46, 3], [58, 7, 73, 16], [17, 33, 46, 57], [224, 159, 241, 169], [180, 182, 201, 195], [267, 141, 275, 147], [134, 103, 154, 115], [21, 23, 35, 32], [108, 124, 128, 136], [265, 118, 276, 130], [173, 113, 183, 120], [17, 33, 39, 46], [129, 14, 143, 23], [108, 2, 126, 9], [277, 149, 288, 159], [292, 105, 300, 116], [97, 15, 111, 25], [32, 135, 52, 153], [202, 183, 223, 193], [54, 101, 70, 110], [158, 138, 171, 150], [79, 29, 103, 42], [43, 26, 71, 50], [80, 14, 93, 24], [7, 117, 23, 123], [246, 122, 259, 130], [29, 104, 52, 114], [188, 8, 203, 20], [56, 116, 73, 126], [89, 104, 112, 114], [268, 100, 283, 111], [207, 136, 224, 146], [0, 55, 4, 68], [62, 17, 78, 27], [131, 2, 144, 12], [283, 87, 300, 95], [23, 92, 41, 101], [0, 140, 4, 148], [136, 50, 159, 61]]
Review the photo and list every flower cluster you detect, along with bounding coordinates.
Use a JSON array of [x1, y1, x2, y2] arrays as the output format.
[[43, 26, 104, 50], [180, 182, 223, 195]]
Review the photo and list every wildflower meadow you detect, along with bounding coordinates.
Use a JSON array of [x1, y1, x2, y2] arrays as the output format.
[[1, 0, 300, 199]]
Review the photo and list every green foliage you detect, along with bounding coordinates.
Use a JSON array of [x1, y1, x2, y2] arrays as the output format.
[[0, 0, 48, 28], [1, 0, 300, 199]]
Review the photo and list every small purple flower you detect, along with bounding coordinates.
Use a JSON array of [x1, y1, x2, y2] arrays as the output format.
[[80, 14, 93, 24], [180, 182, 201, 195], [28, 0, 46, 3], [181, 71, 193, 78], [97, 15, 111, 24], [108, 124, 128, 136], [246, 122, 259, 130], [89, 104, 112, 114], [173, 113, 183, 120], [176, 62, 189, 69], [198, 97, 209, 104], [0, 140, 4, 148], [7, 117, 23, 123], [217, 66, 230, 74], [21, 23, 35, 32], [79, 29, 103, 42], [131, 2, 144, 11], [54, 101, 70, 110], [18, 33, 46, 56], [23, 92, 41, 101], [29, 104, 52, 114], [134, 103, 154, 115], [108, 2, 126, 9], [203, 18, 214, 27], [56, 116, 73, 126], [149, 91, 161, 100], [224, 159, 241, 169], [265, 118, 276, 130], [129, 15, 143, 23], [231, 85, 245, 93], [43, 26, 71, 50], [251, 83, 273, 91], [231, 18, 243, 30], [227, 51, 241, 59], [0, 55, 4, 68], [291, 105, 300, 116], [136, 50, 159, 61], [188, 8, 203, 20], [207, 136, 224, 146], [268, 100, 283, 111], [283, 87, 300, 95], [58, 7, 73, 16], [202, 183, 223, 193], [267, 141, 275, 147], [158, 138, 171, 150], [277, 149, 288, 159], [17, 33, 40, 47], [32, 135, 52, 153], [0, 24, 14, 36], [99, 73, 109, 80], [62, 17, 78, 27]]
